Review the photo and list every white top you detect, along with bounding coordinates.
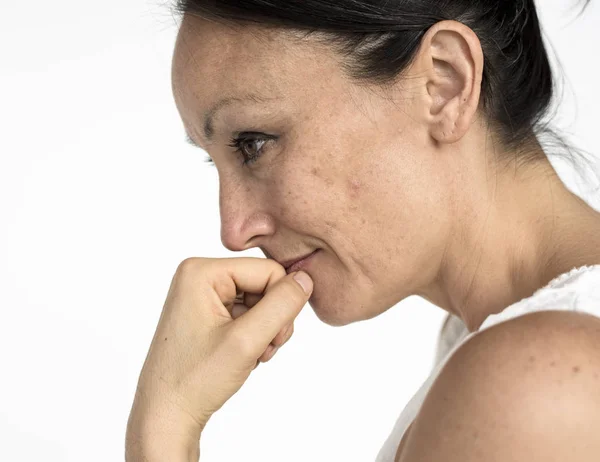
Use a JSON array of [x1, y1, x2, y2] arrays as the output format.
[[375, 264, 600, 462]]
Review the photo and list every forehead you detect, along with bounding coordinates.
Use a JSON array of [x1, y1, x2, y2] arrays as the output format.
[[171, 15, 347, 115]]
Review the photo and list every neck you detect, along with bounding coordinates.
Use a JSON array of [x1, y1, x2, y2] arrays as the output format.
[[416, 148, 600, 332]]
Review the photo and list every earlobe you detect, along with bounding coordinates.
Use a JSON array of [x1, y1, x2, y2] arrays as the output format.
[[420, 21, 484, 144]]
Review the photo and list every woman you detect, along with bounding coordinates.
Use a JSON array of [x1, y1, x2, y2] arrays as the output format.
[[126, 1, 600, 460]]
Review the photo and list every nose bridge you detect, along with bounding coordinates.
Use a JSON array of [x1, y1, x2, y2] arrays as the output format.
[[219, 174, 263, 251]]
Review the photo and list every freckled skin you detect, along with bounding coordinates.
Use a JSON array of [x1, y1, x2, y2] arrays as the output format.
[[171, 15, 600, 329], [347, 178, 362, 200], [398, 311, 600, 462]]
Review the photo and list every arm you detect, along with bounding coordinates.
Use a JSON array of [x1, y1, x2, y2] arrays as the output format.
[[125, 385, 203, 462], [125, 435, 200, 462], [400, 310, 600, 462]]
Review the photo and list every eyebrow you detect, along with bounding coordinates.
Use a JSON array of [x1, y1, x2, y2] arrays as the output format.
[[184, 93, 280, 147]]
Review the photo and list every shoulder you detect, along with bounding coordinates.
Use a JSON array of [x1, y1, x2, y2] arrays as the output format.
[[400, 310, 600, 462]]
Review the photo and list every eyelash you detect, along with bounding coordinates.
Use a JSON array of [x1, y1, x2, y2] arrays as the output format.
[[203, 132, 275, 167]]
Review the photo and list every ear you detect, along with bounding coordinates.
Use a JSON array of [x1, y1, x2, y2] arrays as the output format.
[[414, 20, 484, 144]]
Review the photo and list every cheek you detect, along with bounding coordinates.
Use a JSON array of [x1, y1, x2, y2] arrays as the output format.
[[269, 167, 321, 222], [347, 178, 361, 197], [268, 146, 371, 232]]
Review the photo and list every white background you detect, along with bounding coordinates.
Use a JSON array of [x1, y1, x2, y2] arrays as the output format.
[[1, 1, 598, 460]]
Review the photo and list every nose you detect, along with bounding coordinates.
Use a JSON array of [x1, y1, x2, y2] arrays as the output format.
[[219, 175, 274, 251]]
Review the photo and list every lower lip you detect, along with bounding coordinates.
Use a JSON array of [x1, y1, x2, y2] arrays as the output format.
[[286, 250, 319, 274]]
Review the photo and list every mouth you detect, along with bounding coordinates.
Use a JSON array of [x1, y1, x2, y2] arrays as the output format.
[[282, 249, 320, 274]]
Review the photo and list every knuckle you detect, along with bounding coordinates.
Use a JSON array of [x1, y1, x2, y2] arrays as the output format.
[[273, 324, 293, 347], [176, 257, 206, 276], [286, 324, 294, 339], [280, 328, 293, 345], [272, 334, 284, 347], [260, 345, 277, 363]]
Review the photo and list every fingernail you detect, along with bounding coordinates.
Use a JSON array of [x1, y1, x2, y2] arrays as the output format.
[[293, 271, 313, 295]]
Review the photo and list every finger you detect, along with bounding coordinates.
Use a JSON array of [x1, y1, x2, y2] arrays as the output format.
[[233, 271, 313, 356], [231, 303, 249, 319], [220, 292, 244, 317], [204, 257, 288, 307], [271, 322, 294, 347], [258, 344, 279, 363], [233, 302, 291, 348], [243, 292, 263, 308], [227, 292, 262, 317], [233, 303, 290, 347]]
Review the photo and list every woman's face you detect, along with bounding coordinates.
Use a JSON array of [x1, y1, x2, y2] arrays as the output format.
[[172, 15, 453, 326]]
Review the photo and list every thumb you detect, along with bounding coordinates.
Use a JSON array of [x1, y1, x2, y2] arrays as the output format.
[[232, 271, 313, 355]]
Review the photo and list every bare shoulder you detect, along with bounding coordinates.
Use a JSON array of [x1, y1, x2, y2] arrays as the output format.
[[399, 310, 600, 462]]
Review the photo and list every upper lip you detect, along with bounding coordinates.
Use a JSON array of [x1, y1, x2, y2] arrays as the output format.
[[277, 250, 317, 269]]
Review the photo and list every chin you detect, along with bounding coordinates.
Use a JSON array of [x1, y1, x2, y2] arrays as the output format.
[[307, 290, 373, 327]]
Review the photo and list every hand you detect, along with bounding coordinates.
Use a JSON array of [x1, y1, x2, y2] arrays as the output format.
[[126, 257, 313, 452]]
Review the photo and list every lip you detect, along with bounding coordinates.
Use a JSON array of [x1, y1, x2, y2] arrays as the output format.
[[282, 249, 319, 274]]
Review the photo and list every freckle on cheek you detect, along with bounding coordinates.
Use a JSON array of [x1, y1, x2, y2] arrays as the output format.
[[311, 165, 334, 187], [347, 178, 362, 199]]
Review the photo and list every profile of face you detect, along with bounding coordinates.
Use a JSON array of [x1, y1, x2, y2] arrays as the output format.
[[171, 15, 483, 326]]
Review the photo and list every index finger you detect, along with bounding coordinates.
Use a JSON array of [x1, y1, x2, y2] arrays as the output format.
[[204, 257, 288, 306]]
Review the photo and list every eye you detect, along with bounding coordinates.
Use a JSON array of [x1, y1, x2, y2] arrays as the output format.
[[227, 132, 276, 166]]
